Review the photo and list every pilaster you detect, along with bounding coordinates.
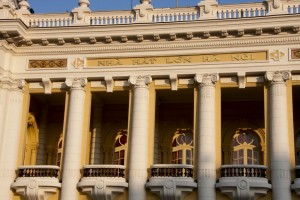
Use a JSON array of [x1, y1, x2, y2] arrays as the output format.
[[265, 71, 291, 200], [36, 106, 48, 165], [128, 75, 152, 200], [90, 105, 103, 165], [0, 78, 26, 200], [194, 73, 218, 200], [60, 78, 87, 200]]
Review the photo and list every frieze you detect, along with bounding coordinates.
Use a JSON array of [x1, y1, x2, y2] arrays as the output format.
[[291, 49, 300, 59], [87, 51, 267, 67], [28, 59, 67, 69]]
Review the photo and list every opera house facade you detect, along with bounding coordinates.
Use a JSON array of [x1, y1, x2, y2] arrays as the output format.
[[1, 0, 300, 199]]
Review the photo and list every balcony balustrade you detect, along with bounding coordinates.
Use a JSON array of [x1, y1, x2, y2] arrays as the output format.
[[7, 1, 300, 28], [216, 165, 271, 200], [146, 164, 197, 200], [291, 165, 300, 195], [77, 165, 128, 200], [11, 165, 61, 200]]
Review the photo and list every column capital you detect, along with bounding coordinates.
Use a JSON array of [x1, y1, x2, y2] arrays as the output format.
[[195, 73, 219, 86], [265, 71, 291, 83], [65, 78, 87, 91], [129, 75, 152, 87], [0, 78, 26, 92]]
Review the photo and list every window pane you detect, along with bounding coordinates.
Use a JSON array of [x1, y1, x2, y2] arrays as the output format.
[[178, 150, 182, 158]]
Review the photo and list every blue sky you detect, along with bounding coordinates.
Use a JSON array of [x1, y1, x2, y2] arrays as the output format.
[[29, 0, 262, 14]]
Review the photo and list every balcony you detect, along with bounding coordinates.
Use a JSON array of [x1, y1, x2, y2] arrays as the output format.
[[11, 165, 61, 200], [216, 165, 271, 200], [77, 165, 128, 200], [146, 164, 197, 200], [291, 165, 300, 195]]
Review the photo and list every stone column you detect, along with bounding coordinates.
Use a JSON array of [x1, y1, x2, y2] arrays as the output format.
[[0, 79, 26, 200], [195, 74, 218, 200], [60, 78, 87, 200], [90, 105, 103, 164], [0, 80, 9, 162], [36, 106, 48, 165], [265, 71, 291, 200], [128, 75, 152, 200]]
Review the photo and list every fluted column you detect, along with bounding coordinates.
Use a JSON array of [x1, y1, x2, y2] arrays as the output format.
[[60, 78, 87, 200], [0, 79, 26, 200], [265, 71, 291, 200], [90, 105, 103, 164], [128, 75, 152, 200], [195, 74, 218, 200], [0, 80, 9, 162], [36, 106, 48, 165]]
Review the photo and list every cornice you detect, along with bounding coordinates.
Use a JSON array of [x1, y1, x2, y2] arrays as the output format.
[[3, 34, 300, 55], [1, 14, 300, 54]]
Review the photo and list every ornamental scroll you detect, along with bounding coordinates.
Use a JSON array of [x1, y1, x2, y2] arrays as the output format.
[[291, 49, 300, 59], [28, 59, 67, 69]]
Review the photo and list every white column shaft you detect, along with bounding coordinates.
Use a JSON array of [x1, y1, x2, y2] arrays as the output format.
[[195, 74, 217, 200], [0, 86, 8, 161], [60, 79, 86, 200], [128, 76, 151, 200], [0, 82, 25, 200], [269, 81, 291, 200]]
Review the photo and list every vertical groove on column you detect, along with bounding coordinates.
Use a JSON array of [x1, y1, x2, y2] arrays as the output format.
[[60, 78, 86, 200], [195, 74, 218, 200], [128, 76, 151, 200], [0, 81, 25, 200], [266, 71, 292, 200]]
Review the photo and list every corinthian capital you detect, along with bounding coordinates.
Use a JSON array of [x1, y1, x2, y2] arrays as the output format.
[[265, 71, 291, 83], [195, 73, 219, 86], [65, 78, 87, 90], [129, 75, 152, 87]]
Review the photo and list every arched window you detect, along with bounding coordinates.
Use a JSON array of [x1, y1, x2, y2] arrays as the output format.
[[295, 135, 300, 165], [113, 129, 128, 165], [172, 129, 193, 165], [232, 130, 261, 165]]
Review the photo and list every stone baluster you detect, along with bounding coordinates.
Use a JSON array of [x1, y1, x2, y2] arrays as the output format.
[[0, 79, 26, 200], [265, 71, 292, 200], [195, 74, 219, 200], [60, 78, 87, 200], [128, 75, 152, 200]]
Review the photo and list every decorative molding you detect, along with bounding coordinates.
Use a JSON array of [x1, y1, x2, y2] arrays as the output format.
[[291, 49, 300, 60], [4, 35, 300, 55], [78, 177, 128, 200], [28, 59, 67, 69], [216, 177, 271, 200], [265, 71, 291, 83], [42, 78, 52, 94], [65, 78, 87, 90], [270, 50, 284, 61], [169, 74, 178, 91], [237, 72, 246, 89], [195, 73, 219, 87], [72, 58, 84, 69], [128, 75, 152, 87], [104, 76, 114, 93]]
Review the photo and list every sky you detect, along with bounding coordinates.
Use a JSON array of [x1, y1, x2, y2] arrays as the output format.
[[28, 0, 262, 14]]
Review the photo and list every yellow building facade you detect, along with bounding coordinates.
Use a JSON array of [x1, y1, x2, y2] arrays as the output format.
[[1, 0, 300, 199]]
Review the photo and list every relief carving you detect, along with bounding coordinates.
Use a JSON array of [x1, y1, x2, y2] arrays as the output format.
[[29, 59, 67, 69], [291, 49, 300, 59]]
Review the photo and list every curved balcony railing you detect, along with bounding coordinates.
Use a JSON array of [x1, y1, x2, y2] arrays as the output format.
[[82, 165, 125, 178], [150, 164, 193, 178], [17, 165, 60, 178], [220, 165, 267, 178]]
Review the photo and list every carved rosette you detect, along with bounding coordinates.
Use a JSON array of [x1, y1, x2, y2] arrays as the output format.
[[195, 74, 219, 87], [65, 78, 87, 91], [265, 71, 291, 84], [129, 75, 152, 89]]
